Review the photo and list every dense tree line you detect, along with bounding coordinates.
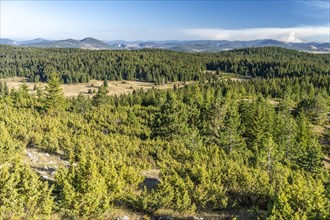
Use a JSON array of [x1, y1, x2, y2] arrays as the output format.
[[207, 47, 330, 77], [0, 68, 329, 218], [0, 45, 329, 84]]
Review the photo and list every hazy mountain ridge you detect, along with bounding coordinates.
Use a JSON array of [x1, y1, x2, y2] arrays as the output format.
[[0, 37, 112, 49], [1, 37, 329, 52]]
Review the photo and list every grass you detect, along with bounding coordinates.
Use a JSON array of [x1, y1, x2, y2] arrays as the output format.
[[0, 77, 190, 97]]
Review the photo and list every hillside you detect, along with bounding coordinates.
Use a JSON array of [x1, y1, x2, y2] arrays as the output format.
[[0, 68, 329, 219], [0, 46, 329, 86], [80, 37, 113, 49]]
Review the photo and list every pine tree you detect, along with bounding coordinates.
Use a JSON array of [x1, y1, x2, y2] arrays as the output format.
[[44, 73, 65, 113], [103, 79, 109, 88], [0, 81, 4, 95], [268, 173, 329, 219], [293, 113, 323, 173], [4, 82, 9, 95], [152, 91, 189, 140], [0, 162, 53, 219], [241, 97, 274, 166], [274, 112, 296, 164], [296, 139, 323, 173], [55, 150, 109, 218], [220, 101, 244, 154], [92, 85, 108, 106]]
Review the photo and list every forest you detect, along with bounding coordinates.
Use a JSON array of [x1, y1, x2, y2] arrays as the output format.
[[0, 46, 329, 219], [0, 45, 329, 84]]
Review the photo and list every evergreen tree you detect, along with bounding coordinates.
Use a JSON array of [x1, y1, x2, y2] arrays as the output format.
[[0, 81, 4, 95], [44, 73, 65, 113], [55, 150, 109, 218], [152, 91, 189, 140], [103, 79, 109, 88], [241, 97, 274, 166], [274, 112, 297, 164], [4, 82, 9, 95], [92, 85, 108, 106], [220, 101, 244, 154], [0, 162, 53, 219], [268, 173, 329, 219]]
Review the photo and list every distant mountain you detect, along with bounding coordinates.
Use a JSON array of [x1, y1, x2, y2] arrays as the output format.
[[0, 37, 112, 50], [0, 38, 19, 46], [107, 39, 330, 53], [49, 39, 82, 48], [256, 39, 290, 47], [80, 37, 112, 49], [20, 38, 50, 45], [1, 37, 329, 53]]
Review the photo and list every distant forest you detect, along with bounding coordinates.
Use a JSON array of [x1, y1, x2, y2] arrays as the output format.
[[0, 45, 329, 84], [0, 46, 329, 219]]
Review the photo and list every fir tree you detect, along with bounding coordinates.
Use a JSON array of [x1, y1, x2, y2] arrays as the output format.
[[44, 73, 65, 113], [92, 85, 108, 106]]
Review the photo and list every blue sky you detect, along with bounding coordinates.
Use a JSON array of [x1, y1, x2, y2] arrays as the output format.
[[1, 0, 329, 42]]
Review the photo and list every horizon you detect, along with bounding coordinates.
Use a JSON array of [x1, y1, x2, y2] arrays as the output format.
[[2, 36, 330, 44], [1, 0, 329, 42]]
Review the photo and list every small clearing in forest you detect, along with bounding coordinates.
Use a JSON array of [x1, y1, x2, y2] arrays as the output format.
[[0, 77, 191, 97]]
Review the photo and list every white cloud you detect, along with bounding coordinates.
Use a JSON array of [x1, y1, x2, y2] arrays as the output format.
[[184, 26, 330, 42]]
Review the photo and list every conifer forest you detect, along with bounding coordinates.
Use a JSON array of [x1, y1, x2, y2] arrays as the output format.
[[0, 45, 329, 219]]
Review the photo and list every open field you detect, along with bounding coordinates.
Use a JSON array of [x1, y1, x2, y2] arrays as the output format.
[[0, 77, 190, 97]]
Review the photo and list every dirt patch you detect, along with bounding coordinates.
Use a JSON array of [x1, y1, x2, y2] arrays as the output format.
[[22, 148, 69, 181], [312, 125, 325, 136], [323, 156, 330, 170], [141, 169, 161, 180]]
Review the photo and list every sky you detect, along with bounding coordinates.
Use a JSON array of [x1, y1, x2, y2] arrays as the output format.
[[0, 0, 329, 42]]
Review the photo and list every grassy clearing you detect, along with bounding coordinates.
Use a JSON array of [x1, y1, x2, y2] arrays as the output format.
[[0, 77, 190, 97]]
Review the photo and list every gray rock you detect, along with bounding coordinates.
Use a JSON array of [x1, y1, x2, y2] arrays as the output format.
[[117, 216, 129, 220]]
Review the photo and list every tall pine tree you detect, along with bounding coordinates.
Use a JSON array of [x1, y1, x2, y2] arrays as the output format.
[[44, 73, 65, 113]]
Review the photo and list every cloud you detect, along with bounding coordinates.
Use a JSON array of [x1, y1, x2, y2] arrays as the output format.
[[303, 0, 330, 10], [184, 26, 330, 42]]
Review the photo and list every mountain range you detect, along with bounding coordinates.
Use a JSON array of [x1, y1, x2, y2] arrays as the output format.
[[1, 37, 329, 53]]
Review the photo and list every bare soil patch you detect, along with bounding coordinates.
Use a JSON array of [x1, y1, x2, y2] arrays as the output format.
[[23, 148, 68, 181]]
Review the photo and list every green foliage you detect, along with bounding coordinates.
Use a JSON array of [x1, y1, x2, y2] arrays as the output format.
[[1, 46, 329, 84], [44, 73, 65, 113], [0, 162, 53, 219], [268, 172, 329, 219], [240, 97, 275, 166], [293, 113, 323, 173], [0, 47, 329, 218], [55, 149, 110, 218], [93, 85, 109, 106], [297, 90, 329, 125], [0, 122, 19, 163], [152, 91, 190, 140], [129, 180, 174, 213]]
